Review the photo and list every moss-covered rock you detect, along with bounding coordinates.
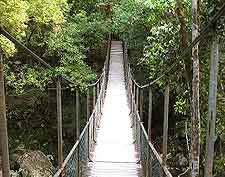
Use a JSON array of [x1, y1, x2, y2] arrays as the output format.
[[17, 150, 53, 177]]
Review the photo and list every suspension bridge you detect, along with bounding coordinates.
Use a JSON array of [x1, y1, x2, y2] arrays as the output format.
[[0, 4, 224, 176], [0, 27, 173, 177], [52, 40, 172, 177]]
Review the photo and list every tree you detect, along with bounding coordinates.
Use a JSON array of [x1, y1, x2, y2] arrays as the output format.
[[0, 0, 28, 56], [191, 0, 200, 177]]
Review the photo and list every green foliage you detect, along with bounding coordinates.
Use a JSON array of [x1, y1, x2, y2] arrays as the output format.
[[112, 0, 148, 49], [0, 0, 68, 56], [5, 62, 52, 94], [0, 0, 28, 55], [174, 96, 188, 115], [112, 0, 225, 176], [81, 12, 111, 49], [28, 0, 68, 26], [0, 0, 28, 35], [25, 0, 69, 51], [48, 12, 100, 88], [2, 0, 110, 92], [143, 21, 178, 79], [0, 36, 17, 57]]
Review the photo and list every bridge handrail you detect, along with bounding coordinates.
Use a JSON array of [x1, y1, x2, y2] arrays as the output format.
[[53, 107, 95, 177], [123, 37, 173, 176], [136, 108, 173, 177], [123, 4, 225, 177], [53, 35, 111, 177], [0, 25, 111, 176], [53, 81, 106, 176], [127, 75, 173, 177]]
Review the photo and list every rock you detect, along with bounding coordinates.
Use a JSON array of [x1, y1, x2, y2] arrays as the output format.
[[17, 150, 53, 177]]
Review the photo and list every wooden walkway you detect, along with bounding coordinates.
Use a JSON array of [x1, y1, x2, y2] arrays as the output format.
[[85, 41, 141, 177]]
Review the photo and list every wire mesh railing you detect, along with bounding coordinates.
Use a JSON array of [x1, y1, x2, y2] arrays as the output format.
[[53, 35, 111, 177], [0, 25, 111, 177], [123, 40, 172, 177], [123, 4, 225, 177]]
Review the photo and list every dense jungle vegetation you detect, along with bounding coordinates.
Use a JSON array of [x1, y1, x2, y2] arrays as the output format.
[[0, 0, 224, 176]]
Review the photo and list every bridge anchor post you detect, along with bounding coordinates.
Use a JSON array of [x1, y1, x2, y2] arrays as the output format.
[[56, 78, 63, 175], [162, 82, 170, 167]]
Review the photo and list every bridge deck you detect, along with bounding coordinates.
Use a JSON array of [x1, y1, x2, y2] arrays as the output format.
[[85, 41, 141, 177]]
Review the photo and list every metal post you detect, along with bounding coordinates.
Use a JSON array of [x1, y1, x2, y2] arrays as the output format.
[[132, 83, 136, 128], [87, 124, 92, 162], [133, 81, 136, 105], [93, 86, 96, 110], [148, 88, 153, 141], [56, 78, 63, 170], [97, 83, 100, 127], [131, 81, 134, 109], [99, 81, 102, 114], [136, 87, 139, 113], [130, 80, 133, 114], [75, 89, 80, 177], [87, 88, 90, 121], [204, 35, 220, 177], [147, 87, 153, 177], [133, 84, 136, 133], [140, 89, 144, 120], [93, 86, 96, 143], [162, 83, 170, 166], [129, 76, 132, 102], [137, 118, 141, 157], [102, 70, 106, 99], [76, 89, 80, 139], [0, 51, 10, 177], [86, 88, 91, 161], [97, 83, 99, 108]]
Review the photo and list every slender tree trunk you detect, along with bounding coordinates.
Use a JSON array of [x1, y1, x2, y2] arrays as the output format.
[[191, 0, 200, 177], [175, 0, 192, 83], [204, 35, 220, 177], [0, 50, 10, 177]]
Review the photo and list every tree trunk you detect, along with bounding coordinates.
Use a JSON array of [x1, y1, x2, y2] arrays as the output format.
[[204, 35, 220, 177], [191, 0, 200, 177], [175, 0, 192, 83], [0, 50, 10, 177]]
